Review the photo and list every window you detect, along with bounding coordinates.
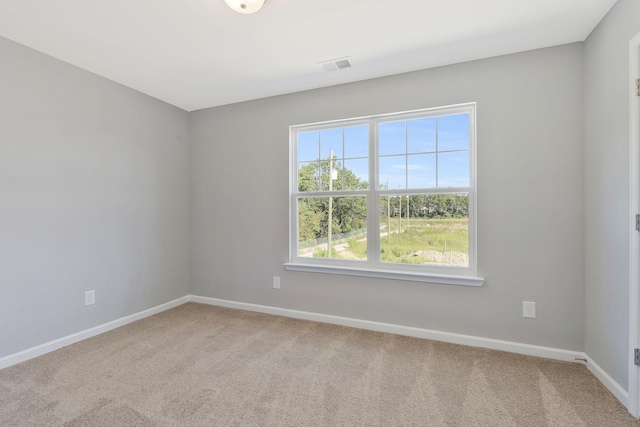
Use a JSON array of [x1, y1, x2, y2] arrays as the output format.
[[286, 103, 482, 286]]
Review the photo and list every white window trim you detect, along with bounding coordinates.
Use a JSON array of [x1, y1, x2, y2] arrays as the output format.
[[283, 263, 484, 286], [287, 102, 483, 286]]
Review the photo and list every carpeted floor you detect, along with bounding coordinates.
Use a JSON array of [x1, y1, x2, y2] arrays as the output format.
[[0, 302, 638, 426]]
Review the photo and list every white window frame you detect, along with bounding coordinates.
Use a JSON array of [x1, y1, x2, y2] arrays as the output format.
[[285, 103, 483, 287]]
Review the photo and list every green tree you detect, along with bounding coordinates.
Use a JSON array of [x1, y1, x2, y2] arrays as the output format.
[[297, 198, 321, 241], [297, 158, 368, 243], [297, 159, 469, 245]]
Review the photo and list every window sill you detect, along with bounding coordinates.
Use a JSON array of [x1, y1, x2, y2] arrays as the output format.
[[283, 263, 484, 287]]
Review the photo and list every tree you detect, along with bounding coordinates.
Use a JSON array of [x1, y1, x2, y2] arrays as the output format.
[[297, 159, 469, 245], [297, 158, 368, 243]]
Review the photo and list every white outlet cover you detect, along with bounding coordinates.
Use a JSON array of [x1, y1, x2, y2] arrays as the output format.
[[523, 301, 536, 319], [85, 290, 95, 306], [273, 277, 280, 289]]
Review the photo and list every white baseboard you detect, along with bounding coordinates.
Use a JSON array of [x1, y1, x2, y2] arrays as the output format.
[[1, 293, 630, 415], [189, 295, 585, 364], [0, 296, 190, 370], [585, 356, 629, 408], [190, 296, 635, 411]]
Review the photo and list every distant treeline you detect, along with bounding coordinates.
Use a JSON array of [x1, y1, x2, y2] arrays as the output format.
[[297, 160, 468, 242], [382, 194, 469, 219]]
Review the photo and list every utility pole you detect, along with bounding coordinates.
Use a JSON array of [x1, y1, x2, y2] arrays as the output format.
[[398, 196, 401, 235], [397, 186, 401, 235], [328, 149, 334, 258], [387, 180, 391, 243]]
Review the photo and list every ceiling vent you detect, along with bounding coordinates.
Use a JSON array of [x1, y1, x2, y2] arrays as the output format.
[[318, 57, 353, 72]]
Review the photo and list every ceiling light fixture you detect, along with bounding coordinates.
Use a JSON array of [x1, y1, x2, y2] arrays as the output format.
[[224, 0, 267, 14]]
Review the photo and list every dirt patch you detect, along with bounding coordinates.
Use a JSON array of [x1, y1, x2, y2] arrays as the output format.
[[414, 250, 468, 267]]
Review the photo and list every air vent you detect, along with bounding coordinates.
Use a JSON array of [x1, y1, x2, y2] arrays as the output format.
[[318, 56, 353, 72]]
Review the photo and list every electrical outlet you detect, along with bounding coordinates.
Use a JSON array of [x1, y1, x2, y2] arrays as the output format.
[[523, 301, 536, 319], [273, 276, 280, 289], [85, 290, 95, 306]]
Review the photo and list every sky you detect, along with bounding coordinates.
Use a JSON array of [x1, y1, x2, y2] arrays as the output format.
[[297, 113, 470, 190]]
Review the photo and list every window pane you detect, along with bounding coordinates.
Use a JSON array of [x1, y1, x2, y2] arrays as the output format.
[[379, 121, 406, 156], [298, 131, 319, 162], [320, 128, 343, 159], [298, 161, 319, 192], [298, 196, 367, 261], [407, 154, 436, 189], [438, 114, 469, 151], [342, 158, 369, 190], [379, 155, 406, 190], [408, 117, 436, 154], [379, 194, 469, 266], [438, 151, 469, 188], [292, 105, 475, 275], [344, 125, 369, 158]]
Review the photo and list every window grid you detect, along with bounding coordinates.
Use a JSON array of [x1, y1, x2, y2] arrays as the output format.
[[376, 116, 470, 191], [290, 103, 477, 277], [298, 126, 371, 192]]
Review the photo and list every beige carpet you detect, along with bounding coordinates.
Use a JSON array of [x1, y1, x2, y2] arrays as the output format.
[[0, 302, 637, 426]]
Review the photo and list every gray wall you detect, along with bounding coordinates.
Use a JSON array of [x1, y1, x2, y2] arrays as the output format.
[[0, 37, 191, 358], [191, 44, 586, 351], [584, 0, 640, 391]]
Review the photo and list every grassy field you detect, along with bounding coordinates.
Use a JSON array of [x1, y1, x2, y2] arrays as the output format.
[[312, 218, 469, 265]]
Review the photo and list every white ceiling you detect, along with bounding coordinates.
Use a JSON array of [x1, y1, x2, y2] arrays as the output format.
[[0, 0, 617, 112]]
